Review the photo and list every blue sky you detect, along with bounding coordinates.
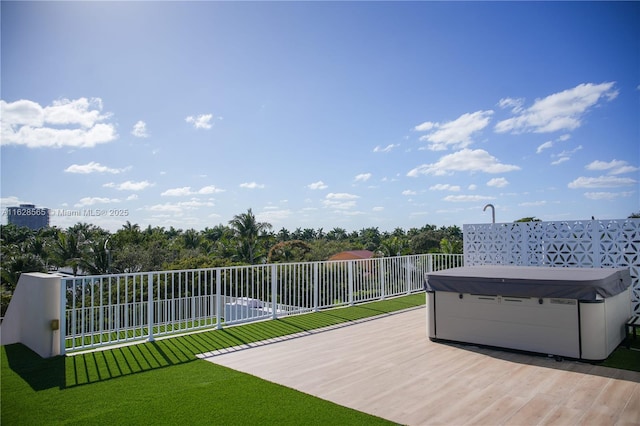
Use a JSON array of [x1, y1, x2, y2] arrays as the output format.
[[1, 1, 639, 233]]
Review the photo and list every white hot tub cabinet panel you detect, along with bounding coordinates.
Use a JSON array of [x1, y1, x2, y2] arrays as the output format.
[[430, 292, 581, 358], [580, 287, 632, 361]]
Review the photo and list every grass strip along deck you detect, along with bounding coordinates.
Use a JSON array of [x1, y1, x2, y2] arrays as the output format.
[[1, 294, 424, 425]]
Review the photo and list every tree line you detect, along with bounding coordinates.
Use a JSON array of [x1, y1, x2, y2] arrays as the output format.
[[0, 208, 463, 314]]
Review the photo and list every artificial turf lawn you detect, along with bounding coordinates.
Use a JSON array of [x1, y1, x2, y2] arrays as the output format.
[[601, 337, 640, 372], [2, 349, 392, 425], [3, 292, 639, 425], [2, 294, 425, 425]]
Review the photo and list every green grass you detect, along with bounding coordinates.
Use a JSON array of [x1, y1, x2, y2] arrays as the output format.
[[2, 294, 424, 425], [601, 337, 640, 372]]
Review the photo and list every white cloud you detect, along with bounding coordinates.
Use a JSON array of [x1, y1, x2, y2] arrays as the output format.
[[416, 110, 494, 151], [584, 191, 635, 200], [568, 175, 637, 189], [538, 134, 571, 154], [407, 148, 520, 177], [519, 201, 547, 207], [443, 195, 495, 202], [354, 173, 372, 182], [551, 145, 583, 165], [468, 184, 477, 191], [429, 184, 461, 191], [185, 114, 214, 129], [0, 196, 27, 208], [536, 141, 553, 154], [487, 177, 509, 188], [307, 181, 328, 190], [161, 187, 193, 197], [414, 121, 436, 132], [323, 192, 359, 210], [498, 97, 525, 113], [495, 82, 618, 134], [326, 193, 359, 200], [257, 209, 292, 223], [74, 197, 121, 207], [64, 161, 127, 174], [104, 180, 153, 191], [402, 190, 417, 196], [148, 199, 214, 214], [1, 97, 117, 148], [240, 182, 265, 189], [162, 185, 225, 196], [198, 185, 225, 194], [373, 144, 399, 153], [372, 206, 384, 212], [0, 99, 43, 127], [180, 199, 215, 209], [131, 120, 149, 138], [45, 98, 110, 127], [585, 160, 638, 175], [148, 203, 184, 213]]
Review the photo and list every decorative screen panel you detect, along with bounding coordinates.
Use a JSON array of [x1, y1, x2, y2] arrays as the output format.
[[463, 219, 640, 315]]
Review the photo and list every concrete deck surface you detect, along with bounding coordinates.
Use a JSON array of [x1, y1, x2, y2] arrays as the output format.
[[200, 307, 640, 425]]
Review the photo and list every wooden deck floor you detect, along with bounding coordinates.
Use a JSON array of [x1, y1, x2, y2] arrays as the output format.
[[200, 307, 640, 426]]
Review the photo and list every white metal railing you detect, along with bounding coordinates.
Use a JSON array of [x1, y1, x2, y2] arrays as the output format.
[[61, 253, 464, 353]]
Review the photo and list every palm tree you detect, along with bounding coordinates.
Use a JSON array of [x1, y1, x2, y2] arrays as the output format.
[[439, 238, 463, 254], [0, 253, 46, 292], [379, 236, 406, 257], [51, 230, 86, 275], [276, 227, 291, 242], [84, 238, 111, 274], [228, 208, 272, 264], [359, 227, 381, 251], [119, 221, 142, 244], [182, 229, 201, 250], [326, 227, 348, 241]]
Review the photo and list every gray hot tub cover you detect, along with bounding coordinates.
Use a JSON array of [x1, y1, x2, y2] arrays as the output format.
[[426, 265, 631, 300]]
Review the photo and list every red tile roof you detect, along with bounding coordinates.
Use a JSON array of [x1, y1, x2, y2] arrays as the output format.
[[328, 250, 374, 261]]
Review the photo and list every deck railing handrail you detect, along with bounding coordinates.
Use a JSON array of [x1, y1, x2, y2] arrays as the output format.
[[60, 253, 464, 354]]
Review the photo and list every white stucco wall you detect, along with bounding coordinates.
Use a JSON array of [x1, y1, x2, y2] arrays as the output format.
[[1, 272, 62, 358]]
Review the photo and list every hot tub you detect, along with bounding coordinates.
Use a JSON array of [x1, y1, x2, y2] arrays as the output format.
[[425, 266, 632, 361]]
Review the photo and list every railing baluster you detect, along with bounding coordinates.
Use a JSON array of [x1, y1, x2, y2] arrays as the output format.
[[216, 268, 222, 329], [271, 264, 278, 320], [147, 272, 154, 342]]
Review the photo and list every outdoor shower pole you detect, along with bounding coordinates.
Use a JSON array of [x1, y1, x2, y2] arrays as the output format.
[[483, 204, 495, 224]]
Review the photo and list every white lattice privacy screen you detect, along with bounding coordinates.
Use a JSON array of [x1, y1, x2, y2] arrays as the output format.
[[463, 219, 640, 315]]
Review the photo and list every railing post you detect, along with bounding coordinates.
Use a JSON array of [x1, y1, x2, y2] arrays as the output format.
[[59, 277, 67, 355], [271, 264, 278, 319], [313, 263, 319, 312], [147, 273, 154, 342], [348, 261, 354, 306], [191, 271, 196, 328], [405, 256, 411, 294], [380, 258, 386, 300], [216, 269, 222, 329]]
